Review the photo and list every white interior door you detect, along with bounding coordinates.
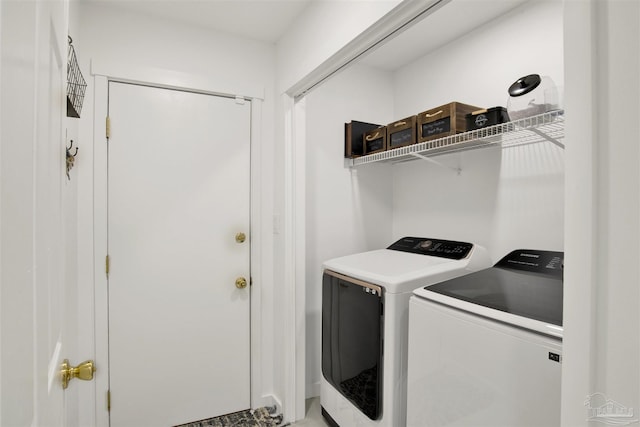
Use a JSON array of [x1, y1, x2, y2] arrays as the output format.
[[1, 0, 75, 425], [34, 1, 71, 424], [107, 82, 251, 426]]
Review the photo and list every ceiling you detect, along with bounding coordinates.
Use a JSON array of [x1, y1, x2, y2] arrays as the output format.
[[359, 0, 530, 71], [82, 0, 312, 43], [83, 0, 531, 69]]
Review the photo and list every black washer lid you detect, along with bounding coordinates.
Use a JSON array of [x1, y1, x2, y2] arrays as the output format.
[[508, 74, 542, 97], [425, 249, 564, 326]]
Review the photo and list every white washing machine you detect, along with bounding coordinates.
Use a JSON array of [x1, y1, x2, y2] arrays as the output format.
[[406, 249, 564, 427], [321, 237, 491, 427]]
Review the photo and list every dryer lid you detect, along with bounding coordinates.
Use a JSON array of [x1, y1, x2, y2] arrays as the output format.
[[322, 237, 490, 294]]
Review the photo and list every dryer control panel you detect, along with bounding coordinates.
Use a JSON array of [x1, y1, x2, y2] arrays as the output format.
[[388, 237, 473, 260]]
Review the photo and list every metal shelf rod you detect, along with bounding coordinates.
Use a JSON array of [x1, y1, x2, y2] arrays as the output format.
[[409, 152, 461, 174]]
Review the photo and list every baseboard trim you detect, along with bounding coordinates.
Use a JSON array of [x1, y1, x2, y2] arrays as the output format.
[[306, 381, 320, 399], [256, 394, 282, 414]]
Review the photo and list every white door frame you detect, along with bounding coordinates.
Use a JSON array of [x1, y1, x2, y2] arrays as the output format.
[[282, 94, 307, 422], [87, 62, 268, 427]]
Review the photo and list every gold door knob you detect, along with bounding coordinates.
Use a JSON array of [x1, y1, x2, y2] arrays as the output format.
[[61, 359, 96, 390], [235, 232, 246, 243], [235, 277, 248, 289]]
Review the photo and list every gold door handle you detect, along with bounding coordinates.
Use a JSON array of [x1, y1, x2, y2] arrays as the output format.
[[61, 359, 96, 389], [235, 232, 246, 243], [235, 277, 248, 289]]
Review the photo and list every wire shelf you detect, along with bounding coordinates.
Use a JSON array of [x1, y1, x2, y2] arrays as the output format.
[[351, 110, 564, 167], [67, 36, 86, 118]]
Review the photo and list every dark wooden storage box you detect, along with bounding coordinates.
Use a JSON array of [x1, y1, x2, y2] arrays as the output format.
[[465, 107, 510, 130], [363, 127, 387, 155], [417, 102, 482, 142], [345, 120, 382, 158], [387, 116, 417, 150]]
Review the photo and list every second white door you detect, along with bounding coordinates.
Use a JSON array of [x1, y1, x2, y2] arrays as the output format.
[[107, 82, 251, 426]]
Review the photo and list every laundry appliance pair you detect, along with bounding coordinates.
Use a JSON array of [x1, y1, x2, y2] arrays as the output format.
[[321, 237, 563, 427]]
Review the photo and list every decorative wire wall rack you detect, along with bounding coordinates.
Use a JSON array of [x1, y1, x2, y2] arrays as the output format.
[[67, 36, 86, 118], [350, 110, 565, 167]]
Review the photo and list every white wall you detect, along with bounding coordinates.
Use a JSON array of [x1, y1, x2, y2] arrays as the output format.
[[562, 0, 640, 424], [590, 0, 640, 409], [391, 0, 564, 261], [80, 4, 274, 98], [304, 63, 395, 397], [393, 0, 564, 117], [75, 3, 277, 423]]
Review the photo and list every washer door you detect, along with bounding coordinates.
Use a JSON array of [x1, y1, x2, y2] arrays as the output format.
[[321, 270, 383, 420]]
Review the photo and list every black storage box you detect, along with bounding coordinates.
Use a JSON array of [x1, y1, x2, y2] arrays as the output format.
[[345, 120, 382, 158], [465, 107, 510, 130]]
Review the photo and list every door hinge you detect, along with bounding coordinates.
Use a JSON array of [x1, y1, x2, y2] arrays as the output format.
[[106, 116, 111, 139], [106, 254, 110, 278], [235, 95, 246, 105], [107, 390, 111, 412]]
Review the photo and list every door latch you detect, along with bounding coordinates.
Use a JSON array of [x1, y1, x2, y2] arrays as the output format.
[[235, 277, 248, 289]]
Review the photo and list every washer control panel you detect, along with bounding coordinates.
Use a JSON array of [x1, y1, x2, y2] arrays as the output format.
[[387, 237, 473, 260]]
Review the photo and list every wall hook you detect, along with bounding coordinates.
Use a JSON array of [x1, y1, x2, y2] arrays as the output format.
[[66, 139, 78, 180]]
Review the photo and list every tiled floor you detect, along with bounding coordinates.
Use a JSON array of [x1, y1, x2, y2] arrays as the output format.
[[288, 397, 330, 427]]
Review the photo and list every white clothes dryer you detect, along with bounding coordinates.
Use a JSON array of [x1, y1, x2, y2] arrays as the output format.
[[321, 237, 491, 427], [406, 249, 564, 427]]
